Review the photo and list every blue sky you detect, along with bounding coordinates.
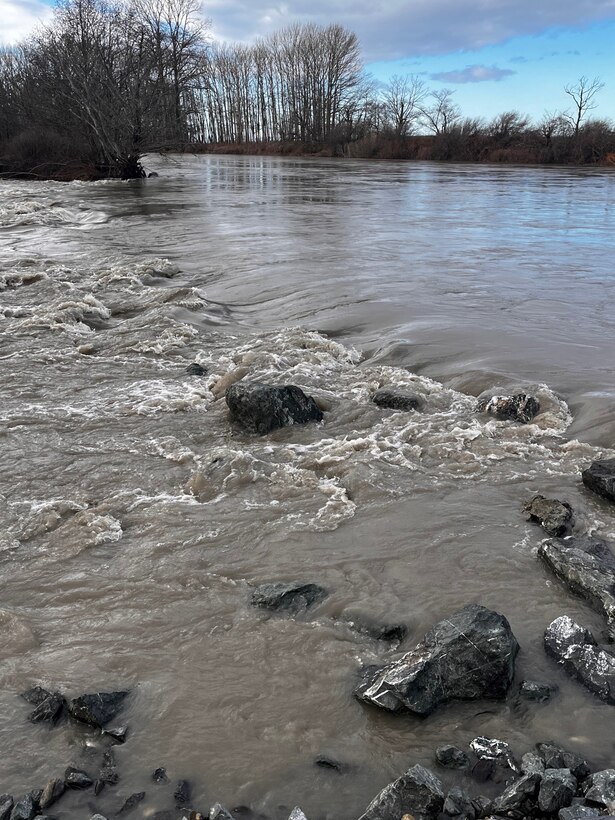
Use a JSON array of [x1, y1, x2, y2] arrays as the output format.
[[2, 0, 615, 122]]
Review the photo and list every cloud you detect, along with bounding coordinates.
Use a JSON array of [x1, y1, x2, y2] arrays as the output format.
[[203, 0, 615, 60], [430, 64, 517, 83], [0, 0, 52, 44]]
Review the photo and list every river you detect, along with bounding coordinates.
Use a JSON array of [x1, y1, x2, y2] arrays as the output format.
[[1, 155, 614, 819]]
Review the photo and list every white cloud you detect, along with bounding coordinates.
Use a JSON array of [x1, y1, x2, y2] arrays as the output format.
[[204, 0, 615, 60], [0, 0, 52, 44], [431, 64, 517, 83]]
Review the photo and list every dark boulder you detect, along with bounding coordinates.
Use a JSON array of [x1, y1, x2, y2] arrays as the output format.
[[538, 769, 577, 814], [536, 743, 591, 781], [491, 773, 542, 814], [524, 495, 574, 537], [357, 763, 445, 820], [477, 393, 540, 423], [251, 582, 327, 615], [226, 382, 323, 435], [103, 725, 128, 743], [585, 770, 615, 812], [64, 767, 93, 790], [469, 737, 519, 772], [9, 795, 36, 820], [544, 616, 615, 704], [519, 680, 557, 702], [39, 780, 65, 811], [117, 793, 145, 815], [0, 796, 12, 820], [372, 388, 423, 412], [435, 746, 470, 770], [68, 691, 129, 728], [522, 753, 546, 776], [582, 459, 615, 503], [21, 686, 54, 705], [471, 796, 491, 818], [354, 604, 519, 715], [186, 363, 206, 376], [443, 787, 475, 820], [538, 537, 615, 635], [559, 808, 602, 820], [29, 692, 65, 724], [152, 768, 168, 783], [210, 806, 234, 820], [471, 759, 495, 783], [314, 756, 346, 773]]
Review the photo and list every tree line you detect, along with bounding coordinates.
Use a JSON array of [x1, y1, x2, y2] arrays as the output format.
[[0, 0, 613, 179]]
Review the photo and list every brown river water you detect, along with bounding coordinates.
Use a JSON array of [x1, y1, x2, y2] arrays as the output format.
[[1, 155, 615, 819]]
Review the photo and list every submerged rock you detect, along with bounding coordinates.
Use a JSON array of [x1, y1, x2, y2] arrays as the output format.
[[372, 388, 423, 412], [477, 393, 540, 424], [21, 686, 54, 706], [117, 793, 145, 815], [435, 745, 470, 770], [64, 767, 93, 789], [186, 362, 206, 376], [29, 692, 65, 724], [538, 769, 577, 813], [524, 495, 574, 537], [251, 582, 327, 614], [152, 768, 168, 783], [338, 614, 407, 646], [226, 382, 323, 435], [538, 537, 615, 634], [314, 756, 346, 773], [582, 459, 615, 503], [357, 764, 445, 820], [519, 680, 557, 702], [68, 691, 129, 728], [174, 780, 191, 807], [354, 604, 518, 715], [544, 616, 615, 704], [103, 725, 128, 743]]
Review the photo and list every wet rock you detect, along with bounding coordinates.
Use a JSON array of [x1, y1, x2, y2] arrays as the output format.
[[538, 769, 577, 813], [519, 679, 557, 702], [90, 815, 110, 820], [39, 780, 65, 810], [117, 793, 145, 815], [103, 725, 128, 743], [288, 811, 308, 820], [582, 459, 615, 503], [68, 691, 129, 728], [338, 614, 407, 646], [435, 745, 470, 770], [443, 787, 475, 820], [471, 759, 495, 784], [94, 781, 105, 796], [585, 770, 615, 812], [21, 686, 54, 705], [538, 537, 615, 634], [99, 765, 119, 785], [314, 756, 346, 773], [524, 495, 574, 537], [0, 796, 12, 820], [477, 393, 540, 424], [521, 752, 546, 776], [186, 363, 206, 376], [210, 806, 234, 820], [354, 604, 518, 715], [29, 692, 65, 724], [358, 764, 444, 820], [536, 742, 591, 781], [174, 780, 191, 807], [471, 796, 491, 818], [225, 382, 323, 435], [372, 388, 423, 412], [152, 768, 168, 783], [64, 766, 94, 789], [9, 795, 36, 820], [544, 616, 615, 704], [491, 773, 542, 814], [469, 737, 520, 772], [251, 582, 327, 615], [559, 807, 602, 820]]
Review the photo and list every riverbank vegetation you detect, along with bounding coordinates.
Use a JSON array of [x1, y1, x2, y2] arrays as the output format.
[[1, 0, 614, 179]]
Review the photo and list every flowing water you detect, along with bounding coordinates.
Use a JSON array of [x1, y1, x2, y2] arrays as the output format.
[[1, 155, 615, 819]]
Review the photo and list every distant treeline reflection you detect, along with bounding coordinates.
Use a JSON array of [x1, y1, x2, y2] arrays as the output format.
[[0, 0, 613, 179]]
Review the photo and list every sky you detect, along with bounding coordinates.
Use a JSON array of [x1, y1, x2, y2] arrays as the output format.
[[2, 0, 615, 122]]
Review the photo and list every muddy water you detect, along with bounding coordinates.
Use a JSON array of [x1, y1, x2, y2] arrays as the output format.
[[1, 156, 615, 819]]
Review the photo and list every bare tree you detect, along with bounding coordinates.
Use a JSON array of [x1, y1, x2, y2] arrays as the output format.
[[564, 76, 604, 135], [382, 74, 426, 137], [419, 88, 460, 134]]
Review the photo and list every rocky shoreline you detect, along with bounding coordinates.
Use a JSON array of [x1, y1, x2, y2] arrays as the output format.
[[5, 380, 615, 820]]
